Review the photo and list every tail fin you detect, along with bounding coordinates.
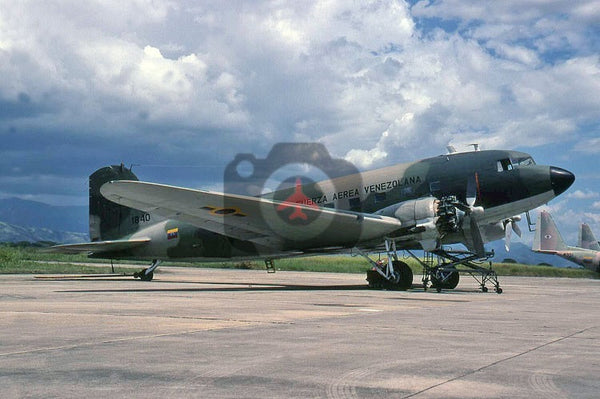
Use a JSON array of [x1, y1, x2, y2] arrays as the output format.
[[533, 211, 568, 252], [578, 223, 600, 251], [89, 164, 146, 241]]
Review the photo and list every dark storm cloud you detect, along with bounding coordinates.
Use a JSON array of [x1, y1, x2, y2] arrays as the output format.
[[0, 0, 598, 225]]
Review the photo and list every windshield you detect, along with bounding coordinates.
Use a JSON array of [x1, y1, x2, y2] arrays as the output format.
[[511, 157, 535, 168]]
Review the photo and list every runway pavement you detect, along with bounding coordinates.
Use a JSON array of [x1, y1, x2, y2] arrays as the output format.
[[1, 267, 599, 398]]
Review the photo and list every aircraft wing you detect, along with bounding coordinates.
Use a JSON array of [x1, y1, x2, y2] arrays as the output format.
[[47, 238, 151, 254], [100, 180, 404, 248]]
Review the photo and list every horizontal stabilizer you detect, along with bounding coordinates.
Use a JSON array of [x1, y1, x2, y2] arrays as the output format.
[[47, 238, 151, 254]]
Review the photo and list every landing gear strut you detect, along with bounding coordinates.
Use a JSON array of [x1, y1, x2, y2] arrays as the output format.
[[356, 240, 413, 290], [407, 248, 502, 293], [133, 259, 160, 281]]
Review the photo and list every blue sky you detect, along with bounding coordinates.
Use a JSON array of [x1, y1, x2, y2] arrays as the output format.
[[1, 0, 599, 245]]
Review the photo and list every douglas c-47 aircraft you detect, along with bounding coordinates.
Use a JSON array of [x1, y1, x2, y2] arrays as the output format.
[[532, 211, 600, 273], [51, 145, 574, 292]]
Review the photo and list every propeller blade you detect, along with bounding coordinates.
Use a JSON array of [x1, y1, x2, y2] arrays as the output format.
[[466, 174, 477, 207], [512, 220, 522, 238], [452, 201, 471, 213], [470, 216, 486, 257], [504, 222, 512, 252], [503, 217, 522, 252]]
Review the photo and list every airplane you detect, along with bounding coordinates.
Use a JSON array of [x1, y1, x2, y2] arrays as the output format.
[[50, 144, 574, 292], [532, 211, 600, 273], [579, 222, 600, 252]]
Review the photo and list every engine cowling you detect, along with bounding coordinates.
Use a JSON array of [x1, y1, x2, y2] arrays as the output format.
[[435, 195, 463, 235], [375, 196, 496, 254], [375, 197, 439, 228], [375, 196, 472, 236]]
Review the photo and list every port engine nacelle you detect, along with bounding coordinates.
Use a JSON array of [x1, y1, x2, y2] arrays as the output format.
[[374, 197, 439, 229], [375, 196, 511, 253], [374, 195, 484, 243]]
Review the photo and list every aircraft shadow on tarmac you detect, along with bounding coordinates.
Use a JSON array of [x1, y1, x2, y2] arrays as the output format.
[[56, 279, 376, 293], [49, 277, 476, 298]]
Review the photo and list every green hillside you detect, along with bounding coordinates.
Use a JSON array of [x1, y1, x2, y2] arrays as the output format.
[[1, 245, 596, 279]]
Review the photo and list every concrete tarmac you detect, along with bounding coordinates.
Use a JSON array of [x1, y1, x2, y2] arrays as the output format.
[[1, 267, 599, 398]]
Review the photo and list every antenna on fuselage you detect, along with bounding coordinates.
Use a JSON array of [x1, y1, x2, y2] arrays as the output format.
[[469, 143, 480, 152], [446, 145, 457, 154]]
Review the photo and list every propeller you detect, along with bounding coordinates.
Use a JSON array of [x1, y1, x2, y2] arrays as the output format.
[[469, 213, 486, 257], [450, 173, 486, 257], [503, 216, 522, 251]]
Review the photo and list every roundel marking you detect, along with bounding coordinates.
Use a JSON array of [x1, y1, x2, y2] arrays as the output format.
[[201, 206, 246, 217]]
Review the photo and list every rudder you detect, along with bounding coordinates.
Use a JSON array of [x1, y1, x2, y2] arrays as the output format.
[[89, 164, 146, 241], [578, 223, 600, 251], [533, 211, 568, 252]]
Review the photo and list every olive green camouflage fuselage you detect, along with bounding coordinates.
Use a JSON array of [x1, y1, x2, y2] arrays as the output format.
[[90, 150, 570, 261]]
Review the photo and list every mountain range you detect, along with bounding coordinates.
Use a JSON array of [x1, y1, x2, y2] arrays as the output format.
[[488, 240, 571, 267], [0, 221, 88, 244], [0, 197, 87, 232], [0, 198, 88, 244]]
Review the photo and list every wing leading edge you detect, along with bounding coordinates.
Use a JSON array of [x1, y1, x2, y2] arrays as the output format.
[[100, 180, 404, 248]]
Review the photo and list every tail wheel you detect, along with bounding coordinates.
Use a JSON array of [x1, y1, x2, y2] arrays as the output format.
[[134, 268, 154, 281], [139, 271, 154, 281]]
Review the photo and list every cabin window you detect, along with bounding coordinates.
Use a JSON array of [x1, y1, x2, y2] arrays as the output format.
[[496, 158, 513, 172], [324, 202, 335, 209], [348, 198, 361, 208], [401, 187, 413, 196], [374, 193, 387, 203]]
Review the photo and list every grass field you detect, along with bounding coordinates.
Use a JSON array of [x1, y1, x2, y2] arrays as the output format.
[[1, 244, 597, 279]]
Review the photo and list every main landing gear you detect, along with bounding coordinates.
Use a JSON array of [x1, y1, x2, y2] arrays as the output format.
[[356, 240, 502, 293], [407, 248, 502, 293], [356, 240, 413, 291], [133, 259, 161, 281]]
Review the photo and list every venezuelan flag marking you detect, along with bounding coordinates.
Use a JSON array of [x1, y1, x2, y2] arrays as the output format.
[[167, 228, 179, 240]]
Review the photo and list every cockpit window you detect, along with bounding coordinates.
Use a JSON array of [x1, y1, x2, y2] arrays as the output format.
[[511, 157, 535, 167], [497, 158, 513, 172]]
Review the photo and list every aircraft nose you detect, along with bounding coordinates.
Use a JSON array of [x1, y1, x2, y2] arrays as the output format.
[[550, 167, 575, 196]]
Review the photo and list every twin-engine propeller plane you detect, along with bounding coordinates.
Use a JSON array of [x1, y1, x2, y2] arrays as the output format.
[[50, 145, 574, 292], [532, 211, 600, 273]]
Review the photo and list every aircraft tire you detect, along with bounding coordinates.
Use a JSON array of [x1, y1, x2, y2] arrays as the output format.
[[366, 262, 412, 290], [431, 270, 459, 290], [366, 269, 384, 289], [139, 269, 154, 281], [390, 260, 413, 291]]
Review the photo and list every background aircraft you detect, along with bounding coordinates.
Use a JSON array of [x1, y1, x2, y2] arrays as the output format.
[[532, 211, 600, 273], [51, 145, 574, 292], [579, 223, 600, 252]]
